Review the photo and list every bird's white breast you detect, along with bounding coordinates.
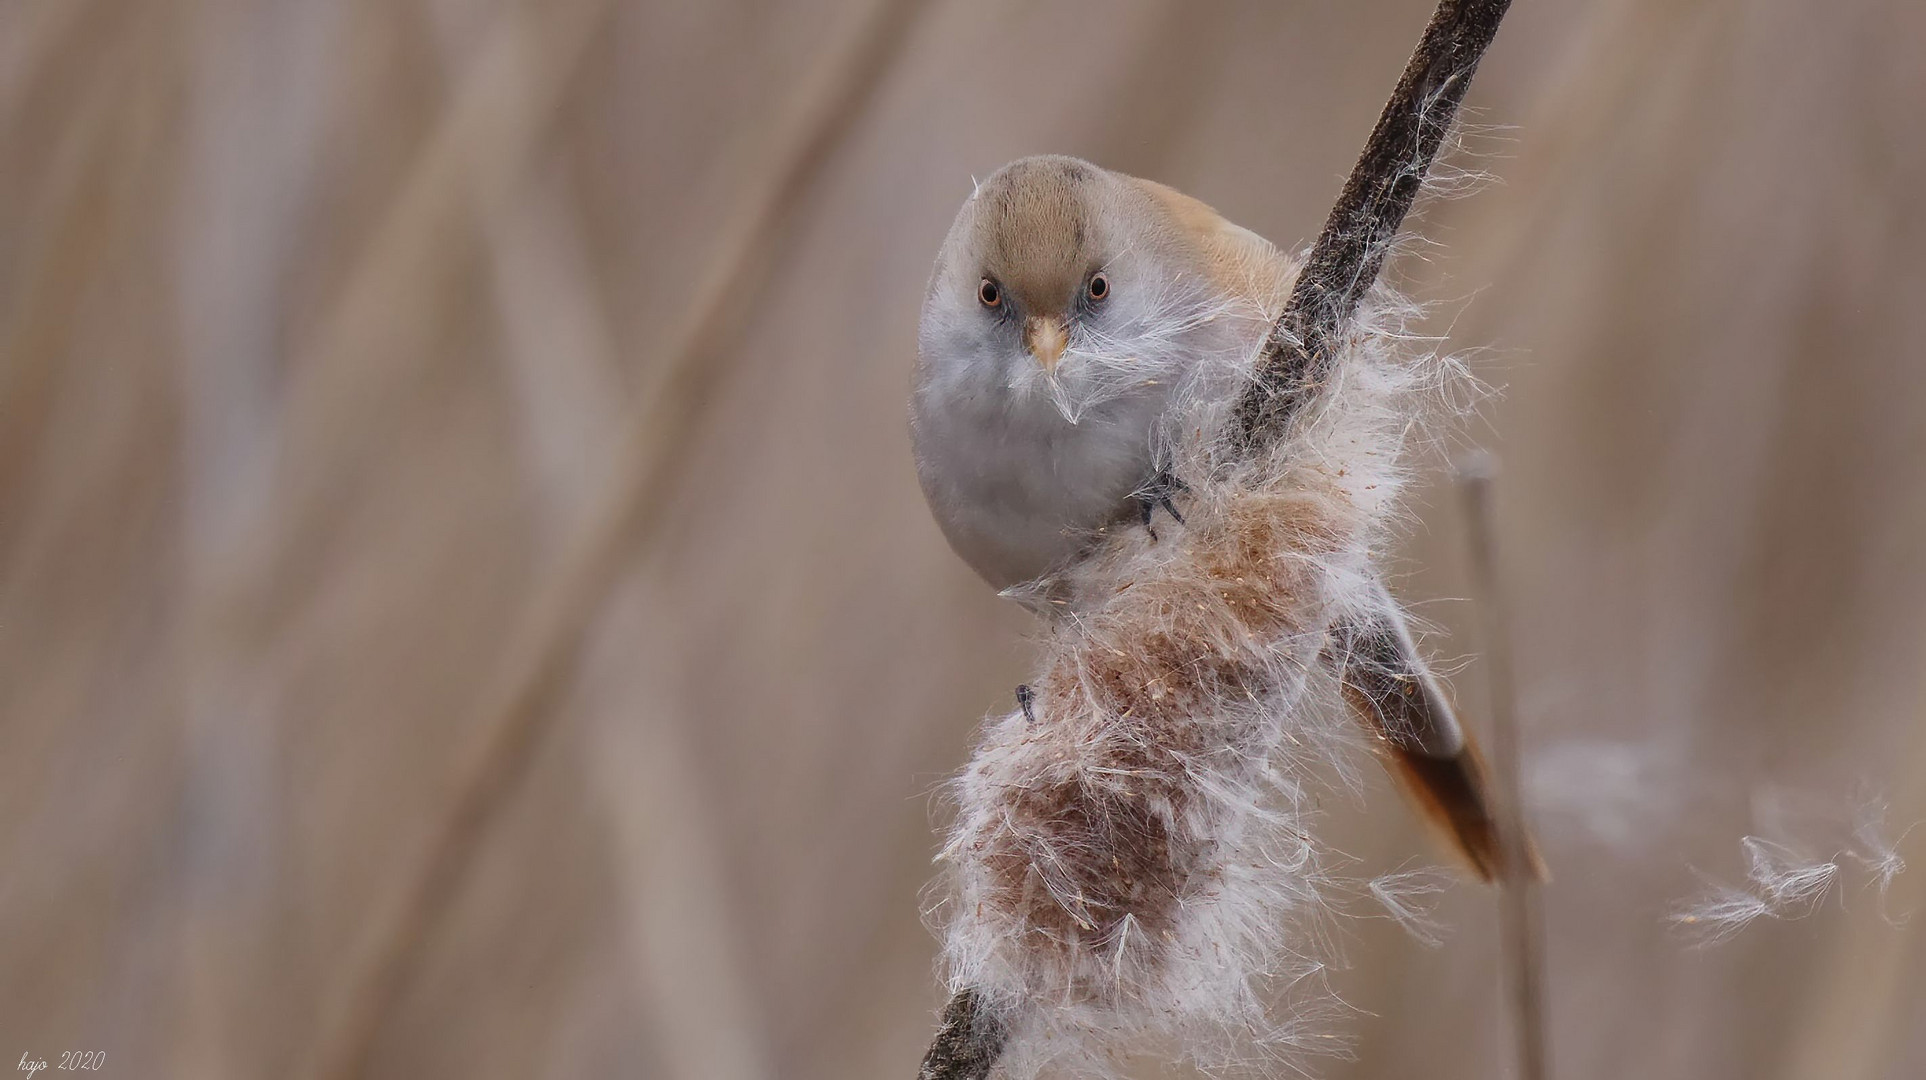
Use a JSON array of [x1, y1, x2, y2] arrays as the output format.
[[911, 358, 1169, 590]]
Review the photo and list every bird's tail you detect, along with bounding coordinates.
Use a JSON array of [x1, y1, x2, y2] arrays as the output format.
[[1329, 577, 1545, 883]]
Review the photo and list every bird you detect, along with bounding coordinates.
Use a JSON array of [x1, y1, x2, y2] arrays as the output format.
[[910, 154, 1519, 881]]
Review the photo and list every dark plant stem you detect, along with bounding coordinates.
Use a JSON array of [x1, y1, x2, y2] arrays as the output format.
[[302, 3, 932, 1079], [1458, 456, 1551, 1080], [922, 0, 1514, 1074], [1229, 0, 1513, 449], [917, 989, 1008, 1080]]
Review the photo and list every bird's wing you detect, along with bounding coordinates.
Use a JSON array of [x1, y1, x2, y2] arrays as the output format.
[[1328, 577, 1544, 883], [1128, 177, 1296, 313], [1126, 176, 1530, 878]]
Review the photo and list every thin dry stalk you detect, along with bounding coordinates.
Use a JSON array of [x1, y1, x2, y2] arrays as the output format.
[[919, 0, 1514, 1073], [304, 2, 929, 1078], [1230, 0, 1514, 448], [917, 988, 1007, 1080], [299, 2, 619, 1075], [1458, 457, 1550, 1080]]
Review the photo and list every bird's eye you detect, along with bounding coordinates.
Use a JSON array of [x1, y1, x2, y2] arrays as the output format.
[[978, 279, 1001, 308], [1087, 272, 1110, 302]]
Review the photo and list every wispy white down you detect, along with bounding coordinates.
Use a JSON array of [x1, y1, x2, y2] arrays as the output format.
[[930, 262, 1466, 1078], [1671, 792, 1916, 946]]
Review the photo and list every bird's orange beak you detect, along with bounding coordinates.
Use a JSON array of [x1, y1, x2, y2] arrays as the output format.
[[1023, 315, 1068, 372]]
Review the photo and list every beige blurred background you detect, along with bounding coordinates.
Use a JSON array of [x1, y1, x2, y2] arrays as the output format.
[[4, 0, 1925, 1077]]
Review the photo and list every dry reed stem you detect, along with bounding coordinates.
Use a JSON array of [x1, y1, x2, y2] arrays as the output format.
[[917, 988, 1007, 1080], [0, 21, 140, 536], [299, 1, 620, 1074], [1230, 0, 1513, 448], [0, 0, 107, 138], [303, 1, 929, 1077], [921, 0, 1514, 1074], [414, 6, 768, 1073], [1459, 458, 1550, 1080]]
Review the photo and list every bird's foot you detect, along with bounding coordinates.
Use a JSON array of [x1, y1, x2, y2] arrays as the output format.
[[1015, 684, 1037, 724], [1134, 470, 1189, 540]]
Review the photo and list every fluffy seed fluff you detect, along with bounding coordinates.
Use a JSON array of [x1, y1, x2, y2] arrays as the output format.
[[928, 261, 1457, 1078], [1670, 792, 1915, 945]]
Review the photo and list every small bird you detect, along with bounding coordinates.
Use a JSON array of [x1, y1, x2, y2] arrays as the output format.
[[911, 155, 1515, 880]]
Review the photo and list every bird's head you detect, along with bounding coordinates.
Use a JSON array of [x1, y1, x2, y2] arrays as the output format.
[[917, 156, 1268, 425]]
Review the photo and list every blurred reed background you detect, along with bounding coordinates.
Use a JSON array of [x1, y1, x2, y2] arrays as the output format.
[[3, 0, 1924, 1077]]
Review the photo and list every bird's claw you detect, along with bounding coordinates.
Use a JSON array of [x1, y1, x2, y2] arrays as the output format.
[[1135, 470, 1189, 540]]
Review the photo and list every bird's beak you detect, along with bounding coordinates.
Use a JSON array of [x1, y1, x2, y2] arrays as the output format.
[[1023, 315, 1068, 372]]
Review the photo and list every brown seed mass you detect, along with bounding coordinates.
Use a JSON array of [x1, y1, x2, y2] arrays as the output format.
[[978, 487, 1352, 981]]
